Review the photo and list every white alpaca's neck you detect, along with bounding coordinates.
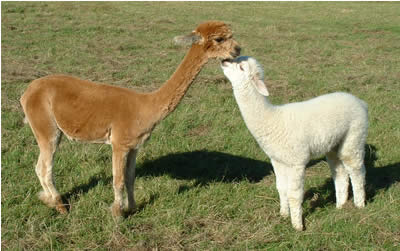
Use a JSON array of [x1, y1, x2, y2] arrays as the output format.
[[232, 84, 278, 137]]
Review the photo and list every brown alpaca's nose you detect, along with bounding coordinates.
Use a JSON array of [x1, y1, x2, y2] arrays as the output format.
[[232, 46, 241, 58]]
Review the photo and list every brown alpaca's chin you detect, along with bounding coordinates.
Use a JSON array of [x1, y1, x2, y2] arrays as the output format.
[[221, 53, 239, 63]]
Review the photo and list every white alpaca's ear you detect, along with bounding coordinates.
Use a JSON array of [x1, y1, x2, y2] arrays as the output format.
[[252, 77, 269, 96]]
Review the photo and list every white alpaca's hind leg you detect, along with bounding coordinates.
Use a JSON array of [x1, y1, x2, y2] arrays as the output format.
[[327, 151, 349, 208], [338, 129, 367, 208], [342, 157, 366, 208]]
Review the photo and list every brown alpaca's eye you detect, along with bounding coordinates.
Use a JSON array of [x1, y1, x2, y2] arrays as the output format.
[[214, 37, 225, 43]]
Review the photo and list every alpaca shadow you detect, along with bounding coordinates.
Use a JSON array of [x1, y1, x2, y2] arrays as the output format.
[[137, 150, 273, 186], [364, 144, 400, 202], [61, 171, 159, 215], [62, 172, 113, 212], [303, 144, 400, 216], [123, 192, 160, 218], [302, 158, 336, 217], [61, 150, 272, 214], [130, 150, 272, 214]]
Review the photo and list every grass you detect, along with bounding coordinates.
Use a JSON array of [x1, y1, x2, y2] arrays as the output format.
[[2, 2, 400, 250]]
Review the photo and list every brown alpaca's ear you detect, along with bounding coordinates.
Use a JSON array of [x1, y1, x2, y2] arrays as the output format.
[[173, 33, 203, 46]]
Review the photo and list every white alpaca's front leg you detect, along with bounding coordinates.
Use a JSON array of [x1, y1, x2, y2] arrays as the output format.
[[271, 159, 289, 217], [287, 165, 306, 231]]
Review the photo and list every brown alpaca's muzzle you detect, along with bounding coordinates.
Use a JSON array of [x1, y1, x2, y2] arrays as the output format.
[[231, 45, 241, 58]]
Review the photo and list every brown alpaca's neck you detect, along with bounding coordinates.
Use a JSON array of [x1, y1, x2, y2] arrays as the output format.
[[150, 45, 208, 120]]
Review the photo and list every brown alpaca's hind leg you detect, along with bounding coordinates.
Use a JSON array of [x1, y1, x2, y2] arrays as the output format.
[[36, 135, 67, 214], [25, 103, 66, 214]]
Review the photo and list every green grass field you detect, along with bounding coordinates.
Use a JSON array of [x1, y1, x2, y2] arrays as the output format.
[[2, 2, 400, 250]]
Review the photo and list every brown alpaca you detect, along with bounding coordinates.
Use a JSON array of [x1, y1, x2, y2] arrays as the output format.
[[20, 21, 240, 217]]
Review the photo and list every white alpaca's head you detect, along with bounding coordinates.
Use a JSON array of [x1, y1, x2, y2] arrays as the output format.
[[221, 56, 269, 96]]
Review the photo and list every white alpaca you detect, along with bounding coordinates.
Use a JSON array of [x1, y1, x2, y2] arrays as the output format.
[[221, 56, 368, 230]]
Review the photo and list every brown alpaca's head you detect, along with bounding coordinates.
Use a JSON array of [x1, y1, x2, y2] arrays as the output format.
[[174, 21, 241, 61]]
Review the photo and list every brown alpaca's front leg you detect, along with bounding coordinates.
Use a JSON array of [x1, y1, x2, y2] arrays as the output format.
[[125, 149, 137, 213], [111, 148, 129, 217]]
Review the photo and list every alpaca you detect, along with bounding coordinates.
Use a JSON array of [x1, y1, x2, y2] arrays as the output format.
[[221, 56, 368, 230], [20, 21, 241, 217]]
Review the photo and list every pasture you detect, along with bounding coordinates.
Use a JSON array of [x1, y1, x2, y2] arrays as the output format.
[[2, 2, 400, 250]]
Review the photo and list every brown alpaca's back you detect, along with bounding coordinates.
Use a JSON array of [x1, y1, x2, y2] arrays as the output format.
[[21, 75, 154, 144]]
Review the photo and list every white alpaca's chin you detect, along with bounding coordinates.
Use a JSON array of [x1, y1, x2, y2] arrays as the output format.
[[221, 58, 234, 65]]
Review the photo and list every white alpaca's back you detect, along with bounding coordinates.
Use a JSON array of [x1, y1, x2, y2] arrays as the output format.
[[265, 92, 368, 162]]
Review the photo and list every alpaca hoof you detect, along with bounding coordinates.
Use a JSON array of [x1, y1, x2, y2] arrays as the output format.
[[126, 205, 137, 215], [55, 204, 68, 214], [38, 191, 53, 206], [336, 203, 345, 209], [293, 224, 304, 231], [280, 211, 290, 218], [111, 203, 123, 218], [54, 196, 67, 214], [355, 201, 365, 208], [38, 192, 68, 214], [124, 198, 137, 214]]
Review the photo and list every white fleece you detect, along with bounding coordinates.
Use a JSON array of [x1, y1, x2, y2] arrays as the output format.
[[222, 56, 368, 230]]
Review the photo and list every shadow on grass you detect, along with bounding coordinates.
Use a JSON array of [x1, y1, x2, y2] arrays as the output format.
[[62, 172, 112, 211], [364, 144, 400, 202], [137, 150, 273, 185], [61, 145, 398, 216], [129, 150, 273, 216], [303, 144, 400, 216], [62, 150, 272, 213]]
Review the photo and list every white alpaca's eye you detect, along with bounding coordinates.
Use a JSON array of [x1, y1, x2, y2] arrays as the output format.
[[239, 64, 244, 71]]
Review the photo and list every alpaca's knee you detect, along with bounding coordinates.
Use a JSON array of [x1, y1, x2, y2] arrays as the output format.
[[276, 179, 289, 217]]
